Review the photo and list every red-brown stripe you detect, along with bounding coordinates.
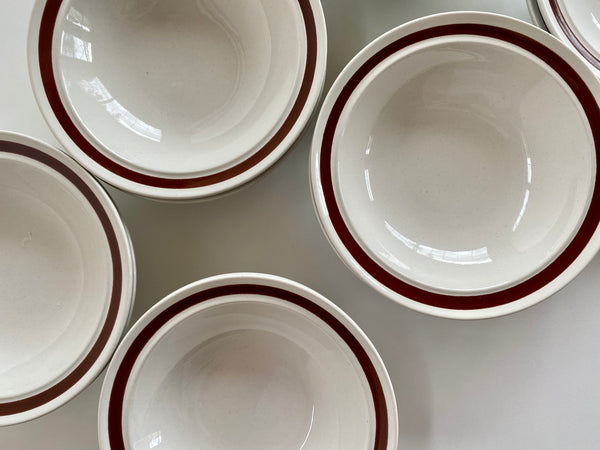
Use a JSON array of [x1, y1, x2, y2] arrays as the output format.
[[319, 23, 600, 310], [547, 0, 600, 70], [107, 284, 388, 450], [0, 140, 123, 415], [38, 0, 318, 189]]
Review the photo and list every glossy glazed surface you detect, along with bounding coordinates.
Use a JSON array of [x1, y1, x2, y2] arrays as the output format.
[[125, 298, 373, 450], [560, 0, 600, 60], [29, 0, 327, 199], [98, 274, 398, 449], [8, 0, 600, 448], [311, 12, 600, 318], [334, 36, 594, 294], [0, 153, 110, 401], [0, 132, 135, 425], [55, 0, 305, 177], [538, 0, 600, 75]]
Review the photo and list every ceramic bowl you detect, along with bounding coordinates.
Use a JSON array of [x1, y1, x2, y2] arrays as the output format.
[[98, 273, 398, 450], [28, 0, 327, 200], [0, 132, 135, 425], [537, 0, 600, 77], [527, 0, 548, 30], [311, 12, 600, 319]]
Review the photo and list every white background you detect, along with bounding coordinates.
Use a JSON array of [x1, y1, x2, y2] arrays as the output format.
[[2, 0, 600, 449]]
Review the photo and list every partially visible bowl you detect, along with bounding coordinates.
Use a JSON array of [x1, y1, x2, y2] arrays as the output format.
[[311, 12, 600, 319], [527, 0, 548, 30], [98, 273, 398, 450], [537, 0, 600, 77], [0, 131, 135, 425], [28, 0, 327, 200]]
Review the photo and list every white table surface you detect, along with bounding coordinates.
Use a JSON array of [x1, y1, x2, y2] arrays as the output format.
[[2, 0, 600, 449]]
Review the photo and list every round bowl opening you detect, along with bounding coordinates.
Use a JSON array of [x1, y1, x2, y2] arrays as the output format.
[[123, 297, 375, 450], [53, 0, 306, 177], [0, 154, 112, 401], [333, 35, 595, 294]]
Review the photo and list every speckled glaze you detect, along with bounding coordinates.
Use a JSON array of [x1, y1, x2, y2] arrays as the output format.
[[0, 131, 135, 425], [311, 12, 600, 319], [98, 273, 398, 450], [28, 0, 327, 200], [538, 0, 600, 77]]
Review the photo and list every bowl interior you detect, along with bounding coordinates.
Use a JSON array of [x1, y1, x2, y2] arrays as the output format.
[[333, 35, 595, 294], [123, 296, 375, 450], [53, 0, 306, 177], [0, 153, 111, 400], [551, 0, 600, 60]]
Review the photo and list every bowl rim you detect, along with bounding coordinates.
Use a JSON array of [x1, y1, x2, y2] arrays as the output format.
[[328, 32, 595, 297], [537, 0, 600, 77], [310, 11, 600, 320], [27, 0, 328, 200], [0, 131, 135, 426], [527, 0, 548, 30], [97, 273, 399, 450]]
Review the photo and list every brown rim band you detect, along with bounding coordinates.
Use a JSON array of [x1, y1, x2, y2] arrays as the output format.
[[107, 284, 389, 450], [548, 0, 600, 70], [0, 140, 122, 415], [320, 23, 600, 310], [38, 0, 318, 189]]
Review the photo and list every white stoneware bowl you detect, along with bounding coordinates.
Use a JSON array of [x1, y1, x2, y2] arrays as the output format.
[[537, 0, 600, 77], [28, 0, 327, 200], [98, 273, 398, 450], [311, 12, 600, 319], [0, 131, 135, 425], [527, 0, 548, 30]]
